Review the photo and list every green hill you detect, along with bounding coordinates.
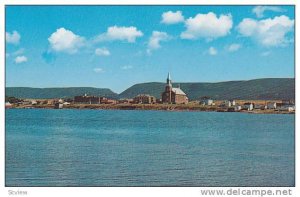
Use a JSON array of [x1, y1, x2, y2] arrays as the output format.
[[6, 78, 295, 100], [5, 87, 118, 99], [119, 78, 295, 100]]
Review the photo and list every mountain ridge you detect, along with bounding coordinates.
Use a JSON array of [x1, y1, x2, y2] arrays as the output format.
[[6, 78, 295, 100]]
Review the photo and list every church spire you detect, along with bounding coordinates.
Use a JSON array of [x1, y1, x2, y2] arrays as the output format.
[[167, 72, 172, 85]]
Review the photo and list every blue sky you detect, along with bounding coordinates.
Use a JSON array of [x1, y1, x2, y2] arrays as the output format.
[[6, 5, 295, 93]]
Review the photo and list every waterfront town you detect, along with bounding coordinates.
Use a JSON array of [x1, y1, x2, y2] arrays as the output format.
[[5, 73, 295, 114]]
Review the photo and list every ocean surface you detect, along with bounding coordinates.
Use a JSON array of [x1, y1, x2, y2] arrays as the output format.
[[6, 109, 295, 186]]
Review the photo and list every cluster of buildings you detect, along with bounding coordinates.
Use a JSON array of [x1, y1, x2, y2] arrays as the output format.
[[133, 94, 156, 104], [199, 98, 295, 112], [73, 72, 189, 105], [74, 94, 117, 104], [6, 73, 295, 113], [5, 97, 73, 109]]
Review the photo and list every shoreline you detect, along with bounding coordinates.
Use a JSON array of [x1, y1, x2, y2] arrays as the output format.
[[8, 103, 295, 115]]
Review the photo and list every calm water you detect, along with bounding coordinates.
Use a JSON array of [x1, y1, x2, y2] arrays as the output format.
[[6, 109, 294, 186]]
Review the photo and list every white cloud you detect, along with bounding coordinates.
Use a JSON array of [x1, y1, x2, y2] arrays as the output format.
[[14, 56, 28, 64], [227, 43, 241, 52], [95, 47, 110, 56], [237, 18, 257, 37], [6, 31, 21, 45], [208, 47, 217, 55], [12, 48, 25, 56], [96, 26, 143, 43], [252, 6, 285, 18], [48, 28, 85, 54], [121, 65, 133, 70], [161, 11, 185, 24], [181, 12, 233, 40], [93, 68, 104, 73], [237, 15, 294, 47], [147, 31, 170, 54]]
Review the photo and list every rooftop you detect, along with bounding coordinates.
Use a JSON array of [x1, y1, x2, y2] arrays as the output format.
[[172, 88, 186, 95]]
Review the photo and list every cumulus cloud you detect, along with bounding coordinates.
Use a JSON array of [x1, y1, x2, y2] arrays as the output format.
[[227, 43, 241, 52], [121, 65, 133, 70], [96, 26, 143, 43], [181, 12, 233, 40], [13, 48, 25, 56], [48, 28, 85, 54], [208, 47, 218, 55], [252, 6, 285, 18], [147, 31, 170, 54], [95, 47, 110, 56], [237, 15, 294, 47], [161, 11, 185, 24], [14, 56, 27, 64], [93, 68, 104, 73], [6, 31, 21, 45]]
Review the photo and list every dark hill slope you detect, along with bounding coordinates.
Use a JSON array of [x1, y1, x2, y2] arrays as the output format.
[[6, 87, 118, 99], [6, 78, 295, 100], [119, 78, 295, 100]]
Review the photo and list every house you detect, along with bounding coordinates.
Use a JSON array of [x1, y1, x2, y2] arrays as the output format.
[[133, 94, 156, 104], [31, 100, 37, 105], [282, 100, 295, 105], [5, 102, 12, 109], [287, 106, 295, 112], [156, 98, 162, 104], [230, 100, 236, 106], [118, 99, 134, 104], [234, 105, 242, 111], [101, 98, 117, 104], [74, 94, 101, 104], [224, 100, 235, 107], [200, 99, 214, 106], [277, 104, 295, 112], [283, 106, 295, 112], [21, 100, 31, 105], [47, 100, 55, 105], [161, 73, 188, 104], [254, 104, 265, 110], [243, 103, 254, 111], [54, 102, 63, 109], [267, 102, 277, 109]]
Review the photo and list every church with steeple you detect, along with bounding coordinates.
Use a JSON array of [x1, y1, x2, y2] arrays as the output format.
[[161, 73, 189, 104]]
